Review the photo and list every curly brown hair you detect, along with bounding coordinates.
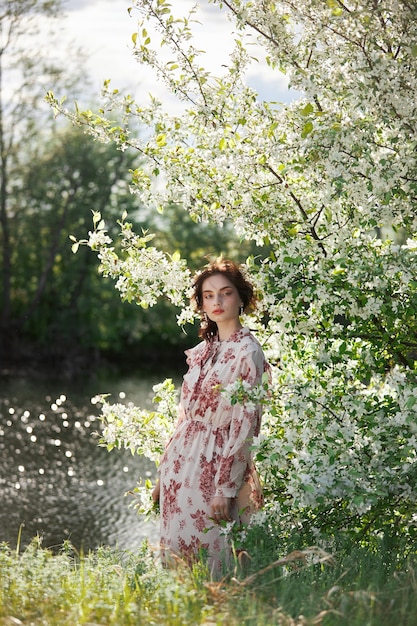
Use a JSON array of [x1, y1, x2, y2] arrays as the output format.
[[191, 258, 256, 341]]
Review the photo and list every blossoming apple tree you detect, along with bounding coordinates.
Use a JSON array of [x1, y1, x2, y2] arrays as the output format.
[[48, 0, 417, 548]]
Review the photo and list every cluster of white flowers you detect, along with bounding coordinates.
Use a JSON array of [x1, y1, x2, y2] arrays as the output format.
[[83, 214, 192, 309], [96, 378, 179, 463], [87, 229, 112, 249], [128, 478, 160, 519], [252, 335, 417, 529], [221, 372, 271, 410]]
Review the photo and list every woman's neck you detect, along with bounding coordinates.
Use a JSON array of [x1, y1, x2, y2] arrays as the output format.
[[217, 321, 243, 342]]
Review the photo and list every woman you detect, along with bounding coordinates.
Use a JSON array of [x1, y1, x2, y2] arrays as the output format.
[[152, 258, 269, 576]]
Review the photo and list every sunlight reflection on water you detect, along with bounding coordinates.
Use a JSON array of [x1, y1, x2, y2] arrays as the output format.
[[0, 373, 164, 552]]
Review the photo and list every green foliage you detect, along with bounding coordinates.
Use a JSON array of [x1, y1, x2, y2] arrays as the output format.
[[1, 535, 417, 625], [4, 127, 140, 353]]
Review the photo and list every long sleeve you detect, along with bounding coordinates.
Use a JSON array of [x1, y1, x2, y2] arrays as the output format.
[[214, 349, 265, 498]]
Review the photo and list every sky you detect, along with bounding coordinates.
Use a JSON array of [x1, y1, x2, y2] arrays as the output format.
[[62, 0, 297, 112]]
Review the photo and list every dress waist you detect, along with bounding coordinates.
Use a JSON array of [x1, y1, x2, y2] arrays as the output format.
[[169, 418, 231, 463], [183, 416, 230, 430]]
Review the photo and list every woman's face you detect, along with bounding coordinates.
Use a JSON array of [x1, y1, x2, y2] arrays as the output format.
[[201, 273, 242, 324]]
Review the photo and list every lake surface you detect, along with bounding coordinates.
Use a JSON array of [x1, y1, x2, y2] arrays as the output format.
[[0, 371, 174, 553]]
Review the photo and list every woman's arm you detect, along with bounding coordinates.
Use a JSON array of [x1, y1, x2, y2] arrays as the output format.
[[214, 348, 266, 499], [152, 479, 160, 504]]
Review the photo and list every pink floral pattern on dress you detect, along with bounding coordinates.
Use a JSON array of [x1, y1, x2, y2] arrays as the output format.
[[198, 456, 217, 503], [162, 479, 182, 525], [191, 509, 209, 533], [173, 455, 185, 474], [158, 327, 269, 576]]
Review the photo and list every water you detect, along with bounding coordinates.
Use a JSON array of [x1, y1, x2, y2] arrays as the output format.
[[0, 371, 168, 553]]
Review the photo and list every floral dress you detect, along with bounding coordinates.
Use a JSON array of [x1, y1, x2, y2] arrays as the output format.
[[158, 327, 269, 575]]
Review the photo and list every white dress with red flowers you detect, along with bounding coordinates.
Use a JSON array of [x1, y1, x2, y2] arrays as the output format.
[[158, 327, 269, 575]]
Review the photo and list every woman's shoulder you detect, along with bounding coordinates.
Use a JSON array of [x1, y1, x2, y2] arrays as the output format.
[[184, 339, 211, 365], [230, 328, 265, 359], [185, 338, 207, 355], [232, 329, 269, 379], [234, 327, 262, 348]]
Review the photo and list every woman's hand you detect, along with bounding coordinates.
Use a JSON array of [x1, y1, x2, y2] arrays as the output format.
[[210, 495, 232, 524], [152, 480, 160, 504]]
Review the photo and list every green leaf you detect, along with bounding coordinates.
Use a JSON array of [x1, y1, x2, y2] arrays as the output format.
[[406, 396, 417, 409], [301, 103, 314, 116], [156, 133, 167, 147], [338, 341, 347, 355], [301, 121, 314, 137], [301, 484, 315, 493]]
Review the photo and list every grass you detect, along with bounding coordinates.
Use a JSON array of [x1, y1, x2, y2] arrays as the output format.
[[1, 532, 417, 626]]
